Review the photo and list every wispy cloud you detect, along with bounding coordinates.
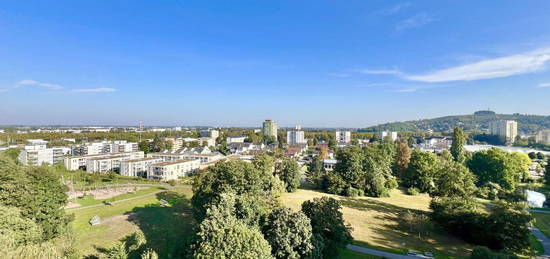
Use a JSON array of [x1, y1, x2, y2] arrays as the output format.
[[16, 79, 63, 90], [538, 82, 550, 88], [395, 88, 417, 93], [357, 69, 403, 76], [395, 13, 434, 32], [72, 88, 117, 93], [381, 2, 411, 15], [405, 47, 550, 82]]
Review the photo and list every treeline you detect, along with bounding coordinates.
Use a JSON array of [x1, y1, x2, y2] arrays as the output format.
[[306, 128, 536, 255]]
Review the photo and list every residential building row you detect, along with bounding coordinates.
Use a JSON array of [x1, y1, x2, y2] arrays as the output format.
[[489, 120, 518, 144], [71, 140, 139, 156], [18, 144, 71, 166]]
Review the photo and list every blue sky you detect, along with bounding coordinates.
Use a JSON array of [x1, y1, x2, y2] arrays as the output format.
[[1, 1, 550, 127]]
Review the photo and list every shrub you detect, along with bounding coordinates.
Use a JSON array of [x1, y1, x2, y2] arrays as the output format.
[[407, 187, 420, 196], [345, 187, 364, 197]]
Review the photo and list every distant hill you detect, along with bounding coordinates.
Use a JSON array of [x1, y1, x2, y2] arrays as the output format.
[[360, 111, 550, 134]]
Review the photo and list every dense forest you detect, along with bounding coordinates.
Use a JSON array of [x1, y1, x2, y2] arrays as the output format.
[[360, 111, 550, 134]]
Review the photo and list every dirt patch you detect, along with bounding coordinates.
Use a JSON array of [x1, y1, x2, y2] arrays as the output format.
[[68, 187, 147, 200], [100, 212, 138, 225]]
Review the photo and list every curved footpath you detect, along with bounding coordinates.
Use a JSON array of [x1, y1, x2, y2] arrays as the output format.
[[66, 185, 191, 212], [346, 245, 421, 259]]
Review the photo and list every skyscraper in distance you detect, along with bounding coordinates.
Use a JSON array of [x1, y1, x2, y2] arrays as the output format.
[[262, 120, 278, 140]]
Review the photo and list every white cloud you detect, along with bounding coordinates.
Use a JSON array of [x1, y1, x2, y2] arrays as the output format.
[[357, 69, 403, 76], [72, 88, 117, 93], [381, 2, 411, 15], [405, 47, 550, 82], [17, 79, 63, 90], [538, 82, 550, 88], [395, 13, 434, 32], [395, 88, 417, 93]]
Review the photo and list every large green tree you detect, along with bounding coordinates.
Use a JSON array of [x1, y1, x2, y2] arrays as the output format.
[[306, 156, 326, 190], [191, 160, 284, 223], [450, 127, 467, 163], [430, 161, 477, 198], [404, 150, 442, 193], [192, 193, 273, 259], [467, 148, 530, 192], [301, 197, 352, 258], [262, 207, 314, 259], [0, 158, 71, 241], [275, 158, 302, 192], [393, 141, 411, 179], [0, 205, 43, 246]]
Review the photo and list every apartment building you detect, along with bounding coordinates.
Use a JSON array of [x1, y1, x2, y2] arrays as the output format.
[[72, 140, 138, 155], [335, 131, 351, 145], [64, 151, 144, 171], [489, 120, 518, 144], [182, 153, 223, 164], [287, 125, 306, 145], [18, 145, 71, 165], [164, 137, 184, 151], [226, 136, 247, 143], [262, 120, 278, 140], [147, 152, 188, 162], [147, 159, 200, 181], [378, 131, 398, 142], [536, 130, 550, 144], [200, 129, 219, 139], [120, 157, 163, 177]]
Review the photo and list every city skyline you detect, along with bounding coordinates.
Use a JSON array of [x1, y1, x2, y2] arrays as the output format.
[[1, 1, 550, 127]]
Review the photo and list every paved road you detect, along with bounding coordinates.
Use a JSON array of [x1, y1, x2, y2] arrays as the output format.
[[530, 227, 550, 256], [346, 245, 423, 259], [65, 186, 191, 212]]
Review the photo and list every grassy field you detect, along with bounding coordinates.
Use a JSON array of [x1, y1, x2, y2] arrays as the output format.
[[337, 248, 381, 259], [282, 188, 474, 258], [71, 186, 166, 206], [68, 186, 194, 258], [532, 212, 550, 239]]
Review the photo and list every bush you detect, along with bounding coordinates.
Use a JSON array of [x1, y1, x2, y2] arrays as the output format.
[[469, 246, 518, 259], [407, 187, 420, 196], [345, 187, 364, 197], [167, 179, 177, 187]]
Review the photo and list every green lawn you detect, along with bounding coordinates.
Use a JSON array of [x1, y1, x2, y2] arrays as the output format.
[[68, 186, 194, 258], [532, 212, 550, 240], [71, 186, 166, 206], [529, 232, 545, 256]]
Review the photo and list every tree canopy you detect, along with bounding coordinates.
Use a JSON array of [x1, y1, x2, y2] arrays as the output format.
[[467, 148, 530, 192]]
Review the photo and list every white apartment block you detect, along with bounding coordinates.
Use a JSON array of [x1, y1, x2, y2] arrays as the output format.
[[120, 157, 163, 177], [335, 131, 351, 145], [147, 159, 200, 181], [262, 120, 278, 140], [489, 120, 518, 144], [378, 131, 398, 142], [198, 137, 216, 147], [27, 139, 48, 145], [148, 152, 188, 162], [64, 151, 144, 171], [18, 145, 71, 166], [200, 129, 219, 140], [536, 130, 550, 144], [226, 136, 247, 144], [182, 153, 223, 164], [287, 125, 306, 145], [164, 137, 184, 151], [72, 140, 138, 155]]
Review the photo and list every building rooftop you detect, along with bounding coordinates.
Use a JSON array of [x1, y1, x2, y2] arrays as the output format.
[[125, 157, 160, 163], [89, 155, 129, 161], [152, 159, 198, 166]]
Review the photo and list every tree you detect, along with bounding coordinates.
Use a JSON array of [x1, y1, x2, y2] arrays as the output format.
[[528, 152, 537, 160], [0, 205, 43, 246], [0, 158, 71, 241], [138, 141, 150, 154], [105, 242, 128, 259], [537, 152, 546, 160], [301, 197, 352, 258], [467, 148, 530, 192], [262, 207, 314, 259], [394, 141, 411, 179], [404, 150, 442, 193], [430, 161, 477, 198], [545, 158, 550, 184], [252, 153, 275, 175], [276, 158, 302, 192], [451, 128, 467, 163], [306, 156, 326, 189], [191, 160, 284, 223], [193, 193, 273, 259]]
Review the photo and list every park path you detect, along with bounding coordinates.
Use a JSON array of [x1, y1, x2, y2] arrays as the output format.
[[65, 186, 191, 212], [346, 245, 421, 259]]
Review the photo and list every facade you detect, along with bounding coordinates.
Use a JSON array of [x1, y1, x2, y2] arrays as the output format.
[[164, 137, 184, 151], [182, 153, 223, 163], [86, 155, 127, 174], [335, 131, 351, 145], [228, 142, 264, 154], [120, 157, 163, 177], [262, 120, 278, 140], [27, 139, 48, 145], [378, 131, 398, 142], [536, 130, 550, 144], [489, 120, 518, 144], [147, 159, 200, 181], [147, 152, 188, 162], [198, 137, 216, 147], [287, 125, 306, 145], [200, 129, 219, 140], [64, 151, 144, 171], [72, 141, 139, 156], [226, 136, 247, 143], [19, 145, 71, 165], [323, 159, 337, 171]]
